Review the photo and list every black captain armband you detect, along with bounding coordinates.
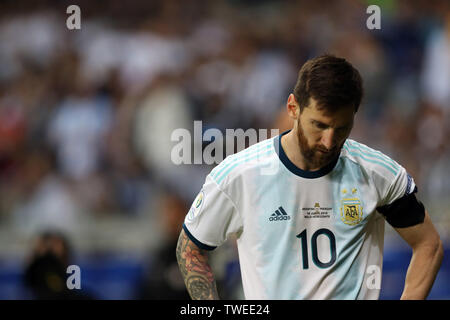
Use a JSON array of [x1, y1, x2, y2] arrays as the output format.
[[377, 191, 425, 228]]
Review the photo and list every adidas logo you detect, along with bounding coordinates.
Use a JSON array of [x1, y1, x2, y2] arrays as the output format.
[[269, 206, 291, 221]]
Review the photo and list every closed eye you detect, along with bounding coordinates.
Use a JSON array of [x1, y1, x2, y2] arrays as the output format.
[[311, 120, 351, 133], [336, 124, 352, 133], [311, 120, 329, 130]]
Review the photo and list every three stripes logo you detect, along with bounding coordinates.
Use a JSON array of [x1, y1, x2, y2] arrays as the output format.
[[269, 206, 291, 221]]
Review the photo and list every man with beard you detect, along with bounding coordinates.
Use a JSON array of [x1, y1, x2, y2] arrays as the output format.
[[176, 54, 443, 300]]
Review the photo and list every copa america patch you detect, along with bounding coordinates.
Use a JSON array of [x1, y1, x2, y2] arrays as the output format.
[[405, 173, 415, 195], [188, 191, 205, 220]]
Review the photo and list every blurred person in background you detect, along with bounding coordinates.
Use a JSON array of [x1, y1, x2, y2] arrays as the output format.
[[24, 230, 92, 299], [138, 191, 191, 299], [10, 146, 86, 239], [46, 54, 115, 215], [421, 9, 450, 115]]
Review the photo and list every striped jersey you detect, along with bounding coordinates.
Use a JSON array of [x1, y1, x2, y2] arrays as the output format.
[[183, 130, 417, 299]]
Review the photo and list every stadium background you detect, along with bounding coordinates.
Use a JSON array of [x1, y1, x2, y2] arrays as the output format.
[[0, 0, 449, 299]]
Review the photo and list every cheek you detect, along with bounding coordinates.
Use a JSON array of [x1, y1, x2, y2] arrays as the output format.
[[308, 128, 323, 143], [298, 119, 321, 146], [307, 131, 323, 149]]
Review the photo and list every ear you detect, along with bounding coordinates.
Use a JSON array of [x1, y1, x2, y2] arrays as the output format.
[[286, 94, 300, 119]]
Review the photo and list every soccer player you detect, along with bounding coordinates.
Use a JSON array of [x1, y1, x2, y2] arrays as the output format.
[[176, 54, 444, 300]]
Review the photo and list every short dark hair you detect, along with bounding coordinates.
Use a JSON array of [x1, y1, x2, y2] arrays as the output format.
[[293, 54, 363, 113]]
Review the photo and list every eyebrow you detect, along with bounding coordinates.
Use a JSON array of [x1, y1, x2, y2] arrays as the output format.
[[311, 119, 351, 130], [311, 119, 330, 128]]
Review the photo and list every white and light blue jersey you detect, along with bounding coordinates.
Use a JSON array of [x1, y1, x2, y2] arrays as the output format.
[[183, 130, 417, 300]]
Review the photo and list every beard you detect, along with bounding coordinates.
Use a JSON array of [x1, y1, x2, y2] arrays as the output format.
[[296, 122, 342, 170]]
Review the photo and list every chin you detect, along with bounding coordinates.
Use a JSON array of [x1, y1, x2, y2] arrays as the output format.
[[314, 154, 336, 168]]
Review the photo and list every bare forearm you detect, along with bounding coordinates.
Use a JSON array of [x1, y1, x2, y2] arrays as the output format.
[[176, 229, 219, 300], [401, 241, 444, 300]]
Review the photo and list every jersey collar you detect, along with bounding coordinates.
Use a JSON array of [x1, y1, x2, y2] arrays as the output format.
[[274, 130, 339, 179]]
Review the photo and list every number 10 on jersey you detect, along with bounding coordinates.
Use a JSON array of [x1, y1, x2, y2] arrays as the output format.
[[296, 228, 337, 269]]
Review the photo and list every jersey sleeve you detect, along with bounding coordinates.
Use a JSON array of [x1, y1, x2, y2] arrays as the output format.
[[376, 166, 425, 228], [381, 167, 417, 206], [183, 174, 243, 250]]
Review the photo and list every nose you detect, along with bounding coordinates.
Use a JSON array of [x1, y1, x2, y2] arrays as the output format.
[[320, 129, 336, 151]]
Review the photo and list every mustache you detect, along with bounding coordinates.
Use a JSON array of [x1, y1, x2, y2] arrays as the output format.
[[316, 145, 342, 154], [316, 147, 335, 153]]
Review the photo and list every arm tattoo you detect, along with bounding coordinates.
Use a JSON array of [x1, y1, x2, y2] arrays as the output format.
[[176, 229, 219, 300]]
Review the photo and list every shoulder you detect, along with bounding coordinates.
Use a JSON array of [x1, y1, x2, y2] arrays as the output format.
[[208, 137, 277, 187], [340, 139, 403, 180]]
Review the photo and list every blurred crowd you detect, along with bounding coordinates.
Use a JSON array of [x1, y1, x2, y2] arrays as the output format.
[[0, 0, 449, 299]]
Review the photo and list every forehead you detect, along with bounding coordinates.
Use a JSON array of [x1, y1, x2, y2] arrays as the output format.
[[302, 98, 355, 126]]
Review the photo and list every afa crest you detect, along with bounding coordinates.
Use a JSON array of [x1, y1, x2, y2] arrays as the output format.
[[340, 198, 363, 226]]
